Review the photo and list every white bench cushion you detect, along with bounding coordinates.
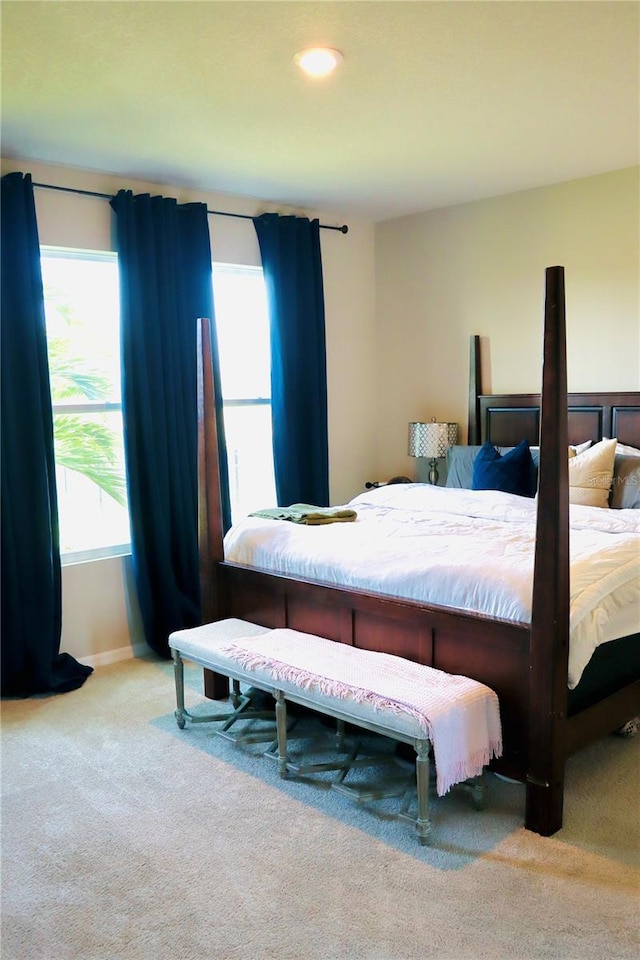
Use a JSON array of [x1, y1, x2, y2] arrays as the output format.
[[169, 618, 271, 668]]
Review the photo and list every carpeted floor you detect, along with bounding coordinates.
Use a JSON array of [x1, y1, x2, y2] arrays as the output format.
[[1, 654, 638, 960]]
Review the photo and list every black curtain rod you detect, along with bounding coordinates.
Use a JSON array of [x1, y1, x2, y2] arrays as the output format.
[[32, 180, 349, 234]]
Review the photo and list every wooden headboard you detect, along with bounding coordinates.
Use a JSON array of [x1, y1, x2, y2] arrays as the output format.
[[479, 392, 640, 449], [467, 336, 640, 448]]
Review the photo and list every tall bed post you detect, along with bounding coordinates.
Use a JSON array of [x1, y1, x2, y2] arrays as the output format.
[[468, 335, 481, 445], [196, 317, 229, 700], [526, 266, 570, 835]]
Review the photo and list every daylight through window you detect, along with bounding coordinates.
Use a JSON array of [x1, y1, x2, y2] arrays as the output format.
[[41, 248, 130, 562], [213, 263, 276, 523], [41, 253, 275, 559]]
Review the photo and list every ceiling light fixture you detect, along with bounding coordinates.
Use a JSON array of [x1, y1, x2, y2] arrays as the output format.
[[294, 47, 343, 79]]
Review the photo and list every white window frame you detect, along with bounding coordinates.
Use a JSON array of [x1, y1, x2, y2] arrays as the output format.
[[212, 262, 276, 523], [41, 247, 131, 565]]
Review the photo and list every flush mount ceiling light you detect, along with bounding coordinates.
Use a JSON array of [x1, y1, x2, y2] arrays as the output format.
[[293, 47, 343, 78]]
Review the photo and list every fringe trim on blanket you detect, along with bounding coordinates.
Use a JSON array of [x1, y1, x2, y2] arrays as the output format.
[[222, 644, 433, 732], [221, 644, 502, 795], [438, 751, 501, 797]]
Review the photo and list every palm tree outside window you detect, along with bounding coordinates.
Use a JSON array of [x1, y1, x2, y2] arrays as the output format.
[[41, 248, 129, 561]]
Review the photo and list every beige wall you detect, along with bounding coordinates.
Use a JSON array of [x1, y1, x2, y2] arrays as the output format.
[[1, 157, 377, 663], [4, 159, 637, 662], [374, 167, 639, 480]]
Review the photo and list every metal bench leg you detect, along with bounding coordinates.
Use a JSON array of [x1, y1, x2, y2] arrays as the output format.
[[172, 649, 274, 734], [415, 739, 432, 846], [469, 776, 485, 810], [172, 649, 187, 729], [275, 690, 288, 778]]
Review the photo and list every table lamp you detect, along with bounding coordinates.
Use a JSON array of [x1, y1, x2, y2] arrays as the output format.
[[408, 419, 458, 485]]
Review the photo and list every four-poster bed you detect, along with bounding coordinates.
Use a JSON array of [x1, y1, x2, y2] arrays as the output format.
[[196, 266, 640, 836]]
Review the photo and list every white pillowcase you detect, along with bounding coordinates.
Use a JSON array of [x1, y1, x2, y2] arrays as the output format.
[[614, 441, 640, 457], [570, 440, 592, 456], [568, 438, 617, 508]]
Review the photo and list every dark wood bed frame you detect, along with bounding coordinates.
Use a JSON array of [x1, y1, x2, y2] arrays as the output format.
[[196, 266, 640, 836]]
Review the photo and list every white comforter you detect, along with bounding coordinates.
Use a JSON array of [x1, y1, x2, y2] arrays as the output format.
[[224, 485, 640, 689]]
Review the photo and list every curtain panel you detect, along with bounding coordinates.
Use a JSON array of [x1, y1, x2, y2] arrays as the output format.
[[1, 171, 93, 696], [110, 191, 230, 656], [253, 213, 330, 507]]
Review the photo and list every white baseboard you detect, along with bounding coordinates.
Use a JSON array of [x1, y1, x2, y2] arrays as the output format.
[[79, 642, 149, 669]]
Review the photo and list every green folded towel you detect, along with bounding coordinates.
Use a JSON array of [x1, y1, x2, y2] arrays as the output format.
[[249, 503, 357, 525]]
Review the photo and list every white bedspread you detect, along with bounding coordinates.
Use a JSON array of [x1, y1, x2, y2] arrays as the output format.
[[224, 485, 640, 689]]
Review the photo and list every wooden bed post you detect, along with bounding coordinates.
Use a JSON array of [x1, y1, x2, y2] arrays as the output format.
[[196, 317, 229, 700], [526, 267, 570, 836], [468, 335, 481, 444]]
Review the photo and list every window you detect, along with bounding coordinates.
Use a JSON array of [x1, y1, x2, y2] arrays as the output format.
[[41, 248, 130, 562], [213, 264, 276, 523], [42, 254, 274, 556]]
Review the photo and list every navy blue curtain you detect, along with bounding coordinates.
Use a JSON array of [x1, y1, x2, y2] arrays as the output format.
[[110, 191, 230, 657], [253, 213, 329, 507], [1, 172, 93, 696]]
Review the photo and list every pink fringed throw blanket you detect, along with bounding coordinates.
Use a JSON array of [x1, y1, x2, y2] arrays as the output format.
[[222, 628, 502, 795]]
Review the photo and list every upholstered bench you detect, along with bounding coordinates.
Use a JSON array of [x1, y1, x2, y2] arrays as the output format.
[[168, 620, 502, 845], [168, 618, 278, 744]]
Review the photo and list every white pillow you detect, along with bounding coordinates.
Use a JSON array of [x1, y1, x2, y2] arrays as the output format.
[[603, 437, 640, 457], [615, 442, 640, 457], [530, 442, 590, 457], [568, 438, 617, 508], [570, 440, 592, 456]]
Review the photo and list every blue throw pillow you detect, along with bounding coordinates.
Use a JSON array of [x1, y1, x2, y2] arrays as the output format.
[[472, 439, 535, 497]]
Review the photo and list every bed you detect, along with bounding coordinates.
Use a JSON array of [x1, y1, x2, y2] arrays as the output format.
[[196, 266, 640, 836]]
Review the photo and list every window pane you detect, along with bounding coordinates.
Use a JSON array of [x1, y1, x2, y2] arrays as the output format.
[[42, 251, 121, 403], [224, 405, 276, 520], [54, 410, 129, 554], [213, 264, 271, 400], [213, 262, 276, 524], [42, 249, 130, 557]]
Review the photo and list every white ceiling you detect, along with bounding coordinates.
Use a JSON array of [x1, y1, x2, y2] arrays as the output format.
[[2, 1, 638, 222]]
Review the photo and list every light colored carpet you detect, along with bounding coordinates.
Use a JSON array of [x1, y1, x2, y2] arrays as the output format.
[[1, 654, 638, 960]]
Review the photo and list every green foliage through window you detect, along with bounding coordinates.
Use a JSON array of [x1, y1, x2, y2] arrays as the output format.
[[42, 249, 129, 555]]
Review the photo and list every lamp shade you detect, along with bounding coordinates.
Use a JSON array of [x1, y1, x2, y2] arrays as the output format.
[[408, 420, 458, 458]]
